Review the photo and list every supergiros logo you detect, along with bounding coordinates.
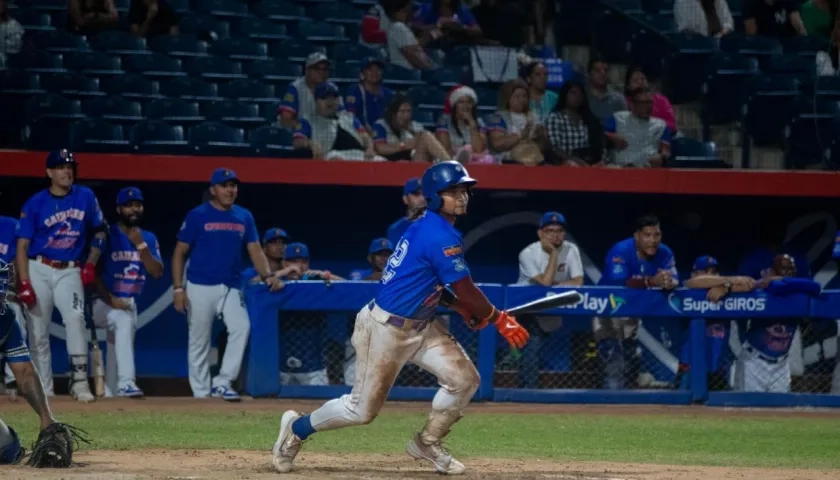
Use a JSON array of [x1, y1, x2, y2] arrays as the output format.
[[668, 294, 767, 314], [556, 292, 626, 315]]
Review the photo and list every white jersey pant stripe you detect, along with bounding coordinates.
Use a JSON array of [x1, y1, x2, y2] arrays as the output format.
[[186, 281, 250, 397], [92, 298, 138, 390]]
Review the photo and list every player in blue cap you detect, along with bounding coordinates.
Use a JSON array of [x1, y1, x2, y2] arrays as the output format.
[[272, 161, 529, 475], [349, 238, 395, 281], [344, 57, 394, 132], [386, 177, 426, 246]]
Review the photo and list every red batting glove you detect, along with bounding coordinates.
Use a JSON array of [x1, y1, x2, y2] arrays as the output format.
[[494, 311, 529, 349], [81, 262, 97, 287], [18, 279, 37, 309]]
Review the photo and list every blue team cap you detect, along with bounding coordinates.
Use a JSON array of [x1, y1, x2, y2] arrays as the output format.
[[314, 82, 340, 99], [263, 227, 290, 244], [692, 256, 718, 272], [540, 212, 567, 228], [403, 177, 421, 195], [369, 238, 394, 255], [285, 242, 309, 260], [360, 56, 385, 71], [210, 168, 240, 186], [117, 187, 144, 206], [45, 149, 75, 169]]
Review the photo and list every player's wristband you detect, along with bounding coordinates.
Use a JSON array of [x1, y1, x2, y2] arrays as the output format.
[[173, 287, 184, 293], [136, 242, 148, 251]]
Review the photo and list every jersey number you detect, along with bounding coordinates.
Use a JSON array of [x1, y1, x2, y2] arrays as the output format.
[[382, 239, 409, 284]]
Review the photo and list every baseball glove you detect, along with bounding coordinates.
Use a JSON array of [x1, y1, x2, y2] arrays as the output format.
[[26, 422, 90, 468]]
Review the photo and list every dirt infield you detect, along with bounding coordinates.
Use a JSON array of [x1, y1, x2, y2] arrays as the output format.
[[2, 397, 839, 480]]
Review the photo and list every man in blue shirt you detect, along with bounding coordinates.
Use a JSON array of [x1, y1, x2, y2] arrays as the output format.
[[349, 238, 394, 281], [386, 177, 426, 246], [597, 214, 678, 389], [344, 57, 394, 133]]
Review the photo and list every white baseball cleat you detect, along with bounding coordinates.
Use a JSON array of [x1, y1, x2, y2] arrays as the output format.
[[70, 382, 95, 403], [272, 410, 303, 473], [406, 433, 466, 475]]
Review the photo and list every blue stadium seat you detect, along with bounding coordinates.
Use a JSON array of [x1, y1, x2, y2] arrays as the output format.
[[217, 79, 276, 102], [6, 51, 64, 73], [331, 43, 380, 63], [785, 96, 840, 168], [209, 37, 268, 60], [422, 66, 468, 87], [667, 137, 726, 168], [168, 0, 191, 13], [255, 1, 307, 22], [443, 46, 471, 68], [782, 35, 830, 59], [130, 120, 190, 154], [24, 117, 74, 151], [407, 85, 446, 110], [29, 0, 65, 12], [259, 103, 281, 122], [64, 51, 123, 76], [268, 39, 324, 62], [702, 53, 759, 125], [383, 65, 423, 87], [189, 121, 250, 156], [160, 77, 220, 101], [296, 21, 346, 43], [0, 71, 43, 95], [149, 35, 209, 59], [196, 0, 250, 19], [11, 9, 52, 30], [237, 17, 289, 41], [145, 98, 205, 125], [180, 14, 231, 39], [83, 96, 144, 125], [311, 3, 364, 24], [102, 74, 161, 100], [25, 93, 84, 121], [246, 59, 302, 83], [815, 76, 840, 102], [30, 29, 88, 53], [743, 74, 800, 147], [40, 72, 104, 99], [205, 100, 264, 127], [472, 85, 499, 112], [591, 7, 642, 62], [413, 109, 436, 129], [663, 32, 719, 104], [331, 63, 361, 84], [249, 126, 296, 158], [184, 56, 246, 80], [89, 31, 148, 55], [122, 53, 185, 79], [766, 54, 816, 88], [719, 33, 782, 69], [70, 118, 130, 153]]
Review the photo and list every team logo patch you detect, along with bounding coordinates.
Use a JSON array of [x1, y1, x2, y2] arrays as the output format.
[[346, 95, 356, 103], [284, 93, 295, 102], [611, 256, 624, 264], [442, 245, 462, 257]]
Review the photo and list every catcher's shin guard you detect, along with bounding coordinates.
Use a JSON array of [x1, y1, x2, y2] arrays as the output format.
[[0, 427, 24, 465]]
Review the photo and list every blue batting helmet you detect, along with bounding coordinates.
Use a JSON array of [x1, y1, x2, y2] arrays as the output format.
[[421, 161, 477, 211]]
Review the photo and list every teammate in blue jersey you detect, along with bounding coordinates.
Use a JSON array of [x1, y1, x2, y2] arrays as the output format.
[[386, 178, 426, 246], [348, 238, 394, 281], [92, 187, 163, 399], [15, 150, 108, 402], [0, 216, 24, 396], [172, 168, 282, 401], [596, 215, 678, 389], [272, 161, 529, 475]]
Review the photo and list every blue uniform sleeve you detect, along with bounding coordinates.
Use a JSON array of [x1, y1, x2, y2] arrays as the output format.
[[146, 231, 162, 261], [293, 119, 312, 140], [427, 234, 470, 285], [86, 189, 105, 229], [176, 209, 200, 246], [485, 113, 506, 132], [457, 6, 477, 26], [601, 244, 631, 286], [435, 115, 450, 135], [660, 125, 672, 145], [244, 210, 259, 245], [344, 85, 360, 116], [352, 115, 365, 133], [15, 199, 37, 240], [659, 246, 678, 277], [604, 116, 617, 133], [279, 84, 300, 116], [372, 123, 389, 143]]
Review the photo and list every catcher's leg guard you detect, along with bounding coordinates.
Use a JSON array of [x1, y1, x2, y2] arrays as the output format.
[[0, 425, 24, 465]]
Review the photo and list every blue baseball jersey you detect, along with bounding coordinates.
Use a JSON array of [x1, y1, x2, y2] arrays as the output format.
[[375, 211, 470, 320], [737, 246, 811, 279], [16, 186, 104, 262], [600, 238, 677, 286], [743, 318, 799, 358], [177, 203, 259, 288], [349, 268, 373, 280], [344, 84, 394, 127], [0, 303, 30, 364], [101, 224, 161, 298], [386, 217, 413, 246], [679, 321, 729, 373], [0, 216, 18, 263]]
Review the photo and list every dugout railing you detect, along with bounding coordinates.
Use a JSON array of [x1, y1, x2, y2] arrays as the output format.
[[243, 283, 840, 408]]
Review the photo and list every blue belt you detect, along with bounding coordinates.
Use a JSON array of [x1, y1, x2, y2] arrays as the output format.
[[367, 301, 430, 332]]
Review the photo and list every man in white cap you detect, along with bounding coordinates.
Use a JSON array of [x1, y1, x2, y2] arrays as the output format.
[[277, 52, 344, 129]]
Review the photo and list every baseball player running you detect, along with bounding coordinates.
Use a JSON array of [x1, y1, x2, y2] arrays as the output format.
[[171, 168, 282, 401], [0, 215, 25, 396], [93, 187, 163, 398], [386, 178, 426, 246], [272, 161, 529, 475], [15, 150, 107, 402]]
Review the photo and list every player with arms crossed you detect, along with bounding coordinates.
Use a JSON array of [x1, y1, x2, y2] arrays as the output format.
[[15, 150, 107, 402], [272, 161, 529, 475], [93, 187, 164, 398], [172, 168, 282, 401]]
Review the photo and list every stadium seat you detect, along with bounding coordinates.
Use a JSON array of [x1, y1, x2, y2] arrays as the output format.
[[83, 96, 144, 125], [296, 21, 346, 43], [785, 96, 840, 168], [641, 0, 673, 15], [719, 33, 782, 69], [64, 51, 123, 77], [312, 3, 364, 24], [815, 76, 840, 103], [129, 120, 189, 154], [25, 93, 84, 121], [422, 66, 469, 87], [268, 39, 324, 62], [383, 65, 423, 87], [259, 103, 281, 123], [407, 85, 446, 110], [189, 121, 250, 156], [609, 0, 644, 13], [236, 17, 289, 41], [6, 51, 64, 73], [89, 31, 148, 55], [702, 53, 759, 125], [331, 43, 380, 63], [29, 29, 88, 53], [179, 14, 231, 39], [246, 59, 302, 83], [160, 77, 220, 101], [167, 0, 190, 13], [11, 9, 52, 31], [145, 98, 205, 125], [196, 0, 250, 19], [122, 53, 185, 79], [39, 71, 104, 99], [101, 74, 161, 100], [205, 100, 265, 128], [217, 79, 276, 102], [0, 71, 43, 95], [743, 74, 800, 148], [443, 46, 471, 69], [184, 56, 246, 80], [208, 37, 269, 61], [249, 125, 296, 157], [782, 35, 830, 59], [591, 7, 642, 62], [663, 32, 719, 104], [255, 1, 308, 22], [23, 117, 74, 151], [69, 118, 130, 153], [29, 0, 65, 12], [766, 54, 816, 89], [149, 35, 209, 59], [413, 109, 436, 129], [331, 63, 362, 84], [667, 137, 727, 168]]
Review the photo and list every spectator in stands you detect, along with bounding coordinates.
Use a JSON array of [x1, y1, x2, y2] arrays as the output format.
[[372, 94, 452, 162], [278, 53, 338, 129], [624, 67, 677, 135], [292, 82, 384, 161], [413, 0, 484, 47], [360, 0, 390, 50], [435, 85, 494, 163], [128, 0, 180, 39], [386, 0, 436, 70], [799, 0, 836, 38], [67, 0, 119, 36], [546, 81, 606, 166], [674, 0, 734, 37], [348, 238, 395, 281], [487, 79, 547, 165], [521, 60, 559, 125], [743, 0, 807, 38], [584, 56, 627, 123], [515, 212, 583, 388], [0, 0, 24, 68], [605, 87, 671, 168], [344, 57, 394, 135]]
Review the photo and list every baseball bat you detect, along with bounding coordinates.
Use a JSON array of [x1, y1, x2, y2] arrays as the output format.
[[505, 290, 583, 316], [85, 292, 105, 397]]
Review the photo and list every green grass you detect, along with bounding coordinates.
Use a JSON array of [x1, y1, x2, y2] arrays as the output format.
[[4, 411, 839, 469]]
